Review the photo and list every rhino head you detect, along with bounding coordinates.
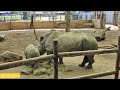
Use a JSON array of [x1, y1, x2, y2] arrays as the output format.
[[38, 30, 56, 55], [94, 29, 107, 41], [38, 36, 46, 55], [38, 44, 46, 55], [93, 28, 110, 41]]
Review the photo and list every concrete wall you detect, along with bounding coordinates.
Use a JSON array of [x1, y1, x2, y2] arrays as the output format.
[[0, 20, 92, 31], [92, 19, 101, 29]]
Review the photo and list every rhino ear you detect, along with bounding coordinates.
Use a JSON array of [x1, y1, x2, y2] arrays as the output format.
[[40, 36, 44, 41]]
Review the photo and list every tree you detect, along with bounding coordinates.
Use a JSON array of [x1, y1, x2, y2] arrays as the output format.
[[30, 14, 39, 41], [65, 11, 71, 32], [93, 11, 103, 19], [113, 11, 119, 26], [100, 11, 106, 29], [33, 11, 36, 21]]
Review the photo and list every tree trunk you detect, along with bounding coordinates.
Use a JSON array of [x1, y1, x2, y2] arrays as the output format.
[[113, 11, 119, 26], [33, 11, 36, 21], [23, 12, 28, 20], [65, 11, 70, 32], [30, 15, 39, 41], [100, 13, 106, 29]]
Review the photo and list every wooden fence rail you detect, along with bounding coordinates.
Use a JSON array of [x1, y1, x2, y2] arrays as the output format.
[[0, 54, 54, 70], [67, 70, 116, 79], [58, 49, 118, 57]]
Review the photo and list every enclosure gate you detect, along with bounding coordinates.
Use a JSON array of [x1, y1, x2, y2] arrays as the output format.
[[0, 36, 120, 79]]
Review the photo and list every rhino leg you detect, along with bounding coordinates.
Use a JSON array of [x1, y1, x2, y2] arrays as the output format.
[[85, 55, 94, 69], [79, 55, 89, 67], [25, 57, 30, 66], [58, 56, 63, 64], [46, 50, 53, 65], [25, 57, 35, 68]]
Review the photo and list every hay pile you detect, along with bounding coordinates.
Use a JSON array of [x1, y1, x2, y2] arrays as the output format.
[[21, 62, 73, 76]]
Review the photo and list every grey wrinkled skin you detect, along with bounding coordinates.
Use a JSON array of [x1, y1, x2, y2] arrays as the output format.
[[24, 44, 40, 67], [38, 30, 98, 69]]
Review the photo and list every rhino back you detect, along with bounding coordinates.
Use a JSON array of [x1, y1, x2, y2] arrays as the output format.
[[45, 32, 98, 52], [45, 31, 65, 51], [57, 33, 83, 52], [57, 33, 98, 52], [81, 33, 98, 50]]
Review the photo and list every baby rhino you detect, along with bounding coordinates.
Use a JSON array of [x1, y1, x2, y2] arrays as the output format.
[[24, 44, 40, 59], [24, 44, 40, 67]]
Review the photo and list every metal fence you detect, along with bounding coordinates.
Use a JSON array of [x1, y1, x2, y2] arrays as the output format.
[[72, 11, 115, 24], [0, 11, 115, 24]]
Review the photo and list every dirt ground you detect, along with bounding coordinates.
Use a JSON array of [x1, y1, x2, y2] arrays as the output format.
[[0, 29, 119, 79]]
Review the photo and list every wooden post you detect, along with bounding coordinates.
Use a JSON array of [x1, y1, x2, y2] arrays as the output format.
[[9, 19, 12, 30], [115, 36, 120, 79], [86, 15, 87, 20], [77, 15, 78, 20], [113, 11, 119, 26], [91, 15, 94, 19], [65, 11, 70, 32], [21, 14, 22, 19], [100, 14, 106, 29], [4, 17, 6, 22], [60, 14, 61, 21], [53, 39, 59, 79], [49, 15, 50, 21], [95, 11, 97, 19], [11, 15, 12, 20], [81, 15, 82, 19], [30, 15, 39, 41], [40, 14, 41, 20]]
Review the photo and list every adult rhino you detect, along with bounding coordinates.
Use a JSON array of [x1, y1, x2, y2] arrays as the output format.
[[38, 30, 98, 69]]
